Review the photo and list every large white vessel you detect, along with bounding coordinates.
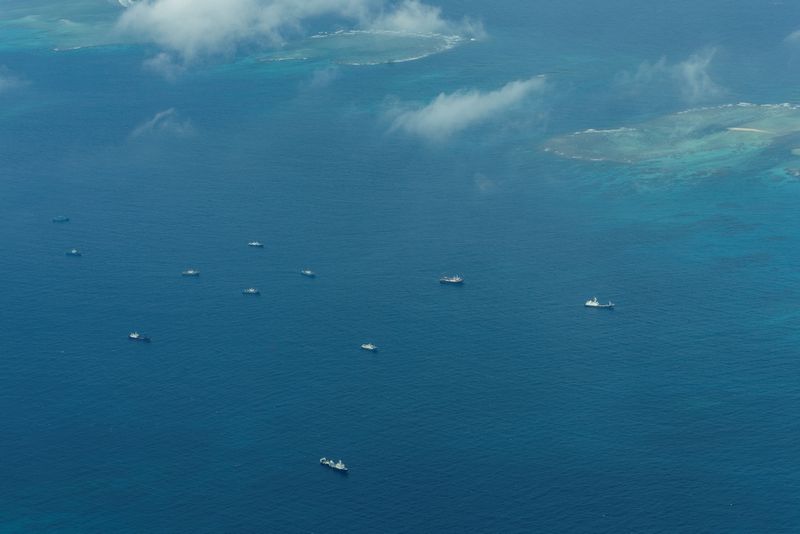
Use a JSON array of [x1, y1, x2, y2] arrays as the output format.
[[247, 241, 264, 248], [320, 457, 348, 472], [360, 343, 378, 352], [181, 269, 200, 277], [585, 297, 614, 308], [439, 275, 464, 285], [242, 287, 260, 295], [300, 269, 316, 278]]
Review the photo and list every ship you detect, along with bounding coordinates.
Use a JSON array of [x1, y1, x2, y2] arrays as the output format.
[[128, 332, 151, 342], [585, 297, 614, 309], [360, 343, 378, 352], [320, 457, 348, 473], [300, 269, 316, 278], [439, 275, 464, 285], [52, 216, 70, 223], [66, 248, 82, 257], [247, 241, 264, 248], [242, 287, 260, 295], [181, 269, 200, 277]]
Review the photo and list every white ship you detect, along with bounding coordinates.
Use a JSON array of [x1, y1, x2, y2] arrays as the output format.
[[247, 241, 264, 248], [585, 297, 614, 308], [66, 248, 82, 257], [181, 269, 200, 277], [300, 269, 316, 278], [439, 275, 464, 284], [320, 457, 348, 472], [360, 343, 378, 352], [128, 331, 151, 342], [242, 287, 260, 295]]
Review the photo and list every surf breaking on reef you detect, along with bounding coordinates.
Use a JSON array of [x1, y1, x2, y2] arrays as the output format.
[[543, 103, 800, 166]]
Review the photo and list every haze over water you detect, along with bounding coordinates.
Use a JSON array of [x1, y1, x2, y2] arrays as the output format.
[[2, 1, 800, 532]]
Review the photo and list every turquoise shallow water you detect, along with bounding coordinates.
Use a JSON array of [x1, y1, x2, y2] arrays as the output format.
[[2, 1, 800, 532]]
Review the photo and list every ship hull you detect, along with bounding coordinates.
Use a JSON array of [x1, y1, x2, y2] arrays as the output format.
[[321, 465, 348, 474]]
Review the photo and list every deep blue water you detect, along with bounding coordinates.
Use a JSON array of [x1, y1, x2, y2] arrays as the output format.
[[2, 1, 800, 532]]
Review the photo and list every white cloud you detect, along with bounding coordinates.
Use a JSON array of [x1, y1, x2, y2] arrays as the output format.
[[307, 66, 340, 89], [674, 49, 722, 102], [0, 66, 26, 94], [116, 0, 477, 62], [473, 173, 497, 193], [617, 48, 723, 103], [370, 0, 483, 37], [620, 57, 667, 89], [786, 29, 800, 44], [130, 108, 194, 138], [142, 52, 186, 81], [371, 0, 444, 33], [119, 0, 272, 61], [388, 76, 546, 140]]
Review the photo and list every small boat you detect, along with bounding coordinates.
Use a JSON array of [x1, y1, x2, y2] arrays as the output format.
[[128, 331, 151, 342], [181, 269, 200, 277], [585, 297, 614, 309], [361, 343, 378, 352], [52, 216, 70, 223], [242, 287, 260, 295], [247, 241, 264, 248], [320, 457, 348, 473], [439, 275, 464, 285], [300, 269, 316, 278], [66, 248, 82, 257]]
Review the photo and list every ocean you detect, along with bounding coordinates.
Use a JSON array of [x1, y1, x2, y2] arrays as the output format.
[[1, 0, 800, 532]]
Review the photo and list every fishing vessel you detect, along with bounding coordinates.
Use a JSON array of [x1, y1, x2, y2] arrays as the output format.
[[439, 275, 464, 284], [242, 287, 260, 295], [247, 241, 264, 248], [181, 269, 200, 277], [52, 216, 70, 223], [66, 248, 82, 257], [320, 457, 348, 473], [585, 297, 614, 308], [300, 269, 316, 278], [360, 343, 378, 352]]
